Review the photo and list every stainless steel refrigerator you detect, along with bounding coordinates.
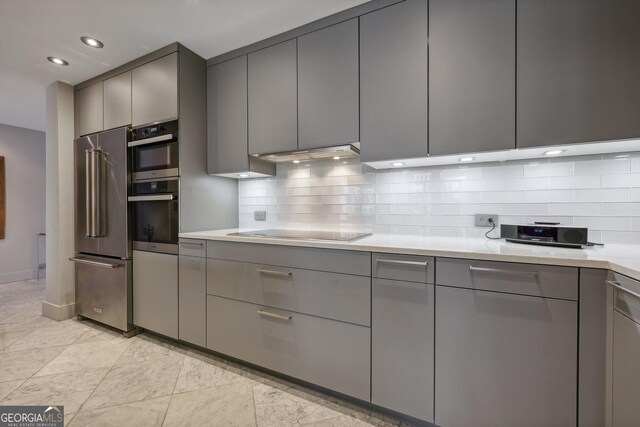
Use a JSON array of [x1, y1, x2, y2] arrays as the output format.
[[70, 127, 134, 333]]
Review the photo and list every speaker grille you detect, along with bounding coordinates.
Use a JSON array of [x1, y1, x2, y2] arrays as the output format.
[[562, 229, 585, 244]]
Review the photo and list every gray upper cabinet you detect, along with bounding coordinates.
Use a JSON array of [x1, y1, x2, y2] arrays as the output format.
[[429, 0, 515, 156], [360, 0, 428, 162], [298, 19, 359, 150], [74, 81, 103, 137], [207, 56, 249, 174], [103, 71, 132, 130], [518, 0, 640, 148], [248, 40, 297, 154], [132, 52, 178, 126]]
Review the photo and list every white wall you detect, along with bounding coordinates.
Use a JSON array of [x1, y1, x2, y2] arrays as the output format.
[[0, 123, 46, 283], [239, 152, 640, 244]]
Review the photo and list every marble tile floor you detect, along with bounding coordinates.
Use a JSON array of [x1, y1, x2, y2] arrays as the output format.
[[0, 280, 409, 426]]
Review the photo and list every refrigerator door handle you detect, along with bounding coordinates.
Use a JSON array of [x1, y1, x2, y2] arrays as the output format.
[[85, 148, 107, 238], [69, 257, 121, 269]]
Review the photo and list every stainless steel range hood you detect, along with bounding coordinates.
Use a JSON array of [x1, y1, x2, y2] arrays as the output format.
[[251, 143, 360, 163]]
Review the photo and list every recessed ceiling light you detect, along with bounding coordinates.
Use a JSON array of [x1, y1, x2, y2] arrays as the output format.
[[81, 36, 104, 48], [543, 150, 565, 156], [333, 156, 341, 160], [238, 174, 249, 178], [459, 157, 475, 162], [391, 162, 405, 167], [292, 160, 300, 164], [47, 56, 69, 66]]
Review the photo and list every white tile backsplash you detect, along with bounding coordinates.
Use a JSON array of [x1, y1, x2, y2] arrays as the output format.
[[237, 153, 640, 244]]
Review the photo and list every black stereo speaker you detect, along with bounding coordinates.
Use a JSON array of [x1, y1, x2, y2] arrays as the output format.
[[500, 224, 588, 248]]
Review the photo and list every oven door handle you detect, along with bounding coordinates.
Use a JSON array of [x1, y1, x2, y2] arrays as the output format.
[[127, 133, 174, 147], [128, 195, 176, 202]]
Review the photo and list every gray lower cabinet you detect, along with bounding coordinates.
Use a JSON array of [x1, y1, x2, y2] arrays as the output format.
[[133, 250, 178, 339], [178, 255, 206, 347], [429, 0, 515, 156], [359, 0, 428, 162], [248, 39, 297, 154], [610, 274, 640, 426], [517, 0, 640, 148], [132, 52, 178, 126], [74, 81, 103, 137], [297, 19, 359, 149], [103, 71, 132, 130], [372, 278, 434, 422], [206, 295, 370, 401], [435, 285, 578, 427]]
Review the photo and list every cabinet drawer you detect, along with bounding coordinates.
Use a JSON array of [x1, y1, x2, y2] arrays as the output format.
[[206, 295, 370, 401], [179, 239, 206, 258], [610, 272, 640, 323], [372, 253, 434, 283], [436, 258, 578, 300], [207, 259, 369, 326], [207, 241, 370, 276]]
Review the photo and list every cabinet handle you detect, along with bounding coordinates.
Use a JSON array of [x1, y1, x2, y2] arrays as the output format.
[[469, 266, 539, 277], [127, 133, 174, 147], [376, 258, 429, 267], [179, 241, 204, 246], [69, 257, 121, 269], [257, 269, 292, 278], [257, 309, 292, 321], [128, 195, 176, 202], [607, 280, 640, 300]]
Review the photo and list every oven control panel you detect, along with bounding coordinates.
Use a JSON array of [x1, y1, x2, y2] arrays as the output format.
[[130, 120, 178, 141]]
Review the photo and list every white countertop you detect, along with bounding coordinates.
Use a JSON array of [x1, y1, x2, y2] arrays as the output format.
[[179, 228, 640, 281]]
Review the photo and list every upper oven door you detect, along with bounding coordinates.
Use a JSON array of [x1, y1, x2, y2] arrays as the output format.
[[128, 120, 179, 180]]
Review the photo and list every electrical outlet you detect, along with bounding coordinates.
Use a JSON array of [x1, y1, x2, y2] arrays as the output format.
[[254, 211, 267, 221], [475, 213, 498, 228]]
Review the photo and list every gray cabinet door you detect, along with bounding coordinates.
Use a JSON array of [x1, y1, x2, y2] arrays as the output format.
[[103, 71, 131, 130], [429, 0, 515, 156], [132, 52, 178, 126], [435, 286, 578, 427], [74, 82, 103, 137], [207, 56, 249, 174], [612, 311, 640, 427], [360, 0, 428, 162], [372, 279, 434, 422], [298, 19, 359, 149], [248, 40, 297, 154], [133, 250, 178, 339], [179, 255, 206, 347], [518, 0, 640, 148]]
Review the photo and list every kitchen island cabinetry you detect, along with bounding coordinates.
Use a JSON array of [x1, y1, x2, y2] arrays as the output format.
[[178, 239, 207, 347]]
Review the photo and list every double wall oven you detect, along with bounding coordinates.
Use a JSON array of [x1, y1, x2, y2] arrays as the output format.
[[128, 120, 179, 255]]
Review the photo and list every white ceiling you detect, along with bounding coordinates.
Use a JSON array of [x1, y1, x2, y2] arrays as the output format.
[[0, 0, 369, 132]]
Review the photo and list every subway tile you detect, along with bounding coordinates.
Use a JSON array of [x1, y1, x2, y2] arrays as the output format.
[[439, 167, 483, 181], [481, 164, 524, 180], [459, 179, 504, 192], [442, 215, 475, 227], [601, 174, 640, 188], [523, 161, 574, 178], [502, 204, 548, 215], [587, 230, 602, 243], [575, 189, 630, 202], [525, 189, 573, 203], [458, 203, 501, 215], [633, 188, 640, 201], [481, 191, 525, 203], [287, 168, 311, 179], [600, 231, 640, 244], [631, 217, 640, 231], [574, 158, 630, 175], [573, 216, 630, 231], [548, 203, 602, 216], [502, 177, 548, 191], [524, 216, 574, 226], [632, 155, 640, 173], [601, 202, 640, 216], [548, 175, 600, 189]]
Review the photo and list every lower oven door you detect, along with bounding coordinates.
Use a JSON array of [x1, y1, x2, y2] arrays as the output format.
[[72, 255, 132, 332], [129, 194, 179, 254]]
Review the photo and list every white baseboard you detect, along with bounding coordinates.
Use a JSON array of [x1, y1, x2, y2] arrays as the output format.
[[0, 270, 35, 284], [42, 300, 76, 321]]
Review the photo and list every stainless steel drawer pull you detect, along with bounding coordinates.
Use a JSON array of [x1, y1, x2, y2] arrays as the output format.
[[178, 241, 204, 246], [257, 269, 292, 278], [69, 257, 121, 269], [469, 266, 539, 277], [607, 281, 640, 300], [257, 309, 292, 321], [127, 133, 174, 147], [377, 258, 429, 267], [128, 195, 176, 202]]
